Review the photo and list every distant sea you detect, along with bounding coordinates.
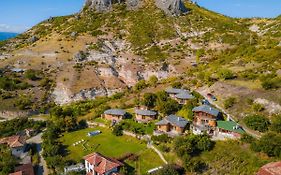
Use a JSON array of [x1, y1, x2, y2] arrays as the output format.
[[0, 32, 18, 41]]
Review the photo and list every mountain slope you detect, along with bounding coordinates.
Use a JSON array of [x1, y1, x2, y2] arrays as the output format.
[[0, 0, 280, 117]]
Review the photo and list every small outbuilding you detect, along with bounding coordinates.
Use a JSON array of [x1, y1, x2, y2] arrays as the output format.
[[102, 109, 127, 122]]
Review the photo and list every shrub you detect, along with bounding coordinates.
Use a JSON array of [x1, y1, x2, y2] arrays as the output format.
[[270, 115, 281, 133], [148, 75, 158, 86], [224, 97, 236, 109], [133, 80, 146, 91], [171, 81, 182, 88], [252, 103, 265, 112], [244, 114, 270, 132], [112, 125, 123, 136], [25, 69, 42, 81], [151, 134, 170, 144], [217, 69, 235, 80], [261, 77, 281, 90]]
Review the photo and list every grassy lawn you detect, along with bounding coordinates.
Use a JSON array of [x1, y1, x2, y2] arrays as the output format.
[[61, 127, 163, 174]]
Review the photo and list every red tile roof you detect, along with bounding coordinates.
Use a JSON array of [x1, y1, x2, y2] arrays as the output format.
[[0, 135, 26, 148], [9, 163, 34, 175], [257, 161, 281, 175], [84, 152, 123, 175], [9, 172, 23, 175]]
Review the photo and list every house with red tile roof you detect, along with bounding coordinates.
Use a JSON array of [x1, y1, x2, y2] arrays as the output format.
[[0, 135, 26, 157], [9, 163, 34, 175], [257, 161, 281, 175], [83, 152, 123, 175]]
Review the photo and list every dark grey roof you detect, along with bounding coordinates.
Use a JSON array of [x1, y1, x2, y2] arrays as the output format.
[[156, 115, 188, 128], [192, 105, 220, 117], [175, 92, 194, 100], [165, 88, 189, 94], [104, 109, 126, 116], [135, 109, 157, 116]]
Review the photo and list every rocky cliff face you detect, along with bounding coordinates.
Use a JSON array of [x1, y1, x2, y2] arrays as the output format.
[[155, 0, 188, 16], [85, 0, 113, 12], [84, 0, 187, 15]]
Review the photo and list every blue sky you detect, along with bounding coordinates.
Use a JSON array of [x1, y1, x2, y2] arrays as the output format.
[[0, 0, 84, 33], [195, 0, 281, 18], [1, 0, 281, 33]]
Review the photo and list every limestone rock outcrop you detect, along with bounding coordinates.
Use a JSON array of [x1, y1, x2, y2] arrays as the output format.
[[85, 0, 113, 12], [155, 0, 188, 16], [84, 0, 187, 15]]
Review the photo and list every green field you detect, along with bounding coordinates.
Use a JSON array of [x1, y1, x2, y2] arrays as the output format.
[[61, 127, 163, 174]]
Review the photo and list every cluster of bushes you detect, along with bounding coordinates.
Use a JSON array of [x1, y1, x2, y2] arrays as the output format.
[[223, 97, 236, 109], [174, 134, 214, 172], [139, 91, 181, 115], [243, 114, 270, 132], [0, 144, 17, 175], [260, 75, 281, 90], [244, 114, 281, 133], [42, 123, 65, 173], [0, 76, 30, 91], [24, 69, 43, 81], [0, 117, 45, 137], [242, 131, 281, 159]]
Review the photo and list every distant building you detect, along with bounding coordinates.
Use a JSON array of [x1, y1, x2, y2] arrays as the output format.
[[9, 163, 34, 175], [215, 121, 245, 139], [156, 115, 189, 135], [257, 161, 281, 175], [165, 88, 190, 98], [102, 109, 127, 122], [135, 107, 157, 123], [174, 92, 195, 105], [165, 87, 194, 104], [84, 152, 123, 175], [0, 135, 26, 157], [191, 105, 221, 135]]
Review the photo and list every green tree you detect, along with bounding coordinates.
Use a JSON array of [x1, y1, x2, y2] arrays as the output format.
[[142, 93, 157, 108], [112, 125, 123, 136], [155, 164, 179, 175], [251, 132, 281, 158], [0, 145, 17, 175], [244, 114, 270, 132]]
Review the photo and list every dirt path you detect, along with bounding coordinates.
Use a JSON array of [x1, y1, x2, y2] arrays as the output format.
[[27, 133, 49, 175], [147, 143, 168, 164]]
